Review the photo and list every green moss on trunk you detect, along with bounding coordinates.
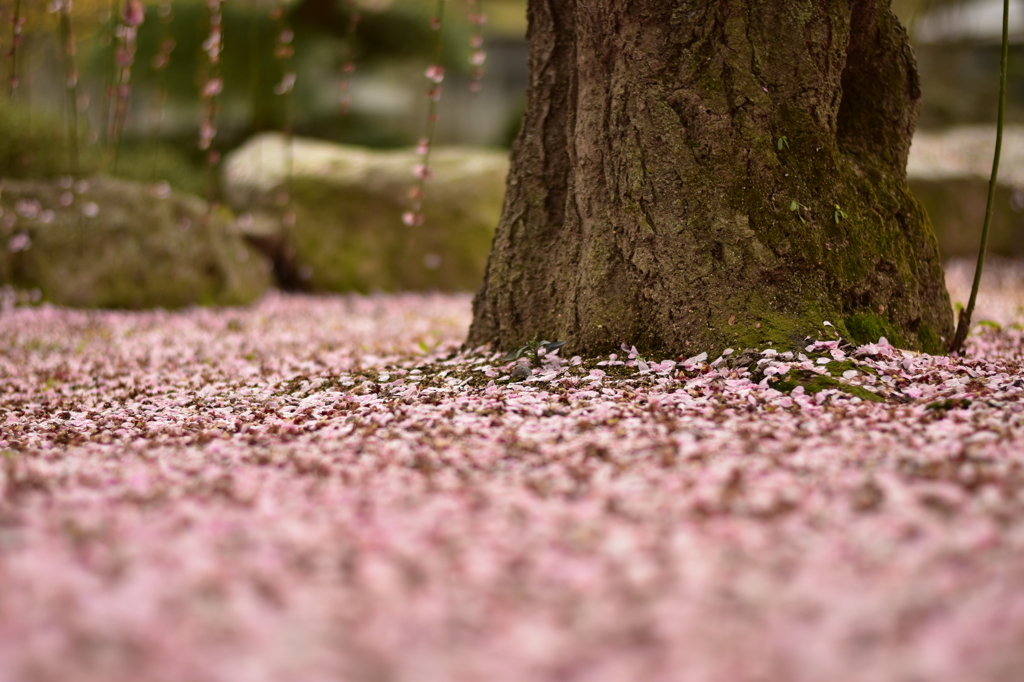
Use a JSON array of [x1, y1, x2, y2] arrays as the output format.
[[773, 369, 886, 402], [468, 0, 953, 357]]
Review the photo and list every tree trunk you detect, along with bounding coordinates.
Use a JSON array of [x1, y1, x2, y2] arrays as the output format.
[[467, 0, 953, 356]]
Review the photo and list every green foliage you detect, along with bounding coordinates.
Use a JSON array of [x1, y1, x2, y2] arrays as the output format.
[[1, 17, 219, 187], [86, 1, 291, 132], [341, 1, 471, 66], [74, 0, 480, 146], [290, 0, 489, 65], [789, 199, 808, 224], [0, 103, 100, 179], [0, 99, 207, 195], [112, 140, 208, 197], [106, 0, 475, 107], [501, 338, 567, 364]]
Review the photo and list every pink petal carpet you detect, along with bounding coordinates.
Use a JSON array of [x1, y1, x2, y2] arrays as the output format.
[[2, 260, 1024, 682]]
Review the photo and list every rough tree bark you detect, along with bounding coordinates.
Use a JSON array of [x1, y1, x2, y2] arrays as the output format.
[[467, 0, 953, 356]]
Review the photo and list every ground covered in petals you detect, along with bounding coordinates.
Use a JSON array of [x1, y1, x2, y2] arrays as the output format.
[[2, 261, 1024, 682]]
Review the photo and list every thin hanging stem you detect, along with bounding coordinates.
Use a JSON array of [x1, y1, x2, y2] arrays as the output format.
[[248, 0, 262, 131], [467, 0, 486, 94], [199, 0, 224, 210], [109, 0, 146, 172], [150, 0, 175, 136], [948, 0, 1010, 355], [403, 0, 446, 228], [7, 0, 22, 96], [338, 0, 360, 115], [56, 0, 81, 177], [101, 0, 119, 147], [272, 1, 296, 231]]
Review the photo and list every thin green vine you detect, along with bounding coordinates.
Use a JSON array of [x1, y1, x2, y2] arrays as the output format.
[[948, 0, 1010, 355]]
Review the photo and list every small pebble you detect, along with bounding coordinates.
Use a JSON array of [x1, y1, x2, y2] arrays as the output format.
[[510, 364, 532, 382]]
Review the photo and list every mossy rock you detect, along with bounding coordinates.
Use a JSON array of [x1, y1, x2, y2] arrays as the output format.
[[222, 133, 508, 293], [0, 176, 272, 309]]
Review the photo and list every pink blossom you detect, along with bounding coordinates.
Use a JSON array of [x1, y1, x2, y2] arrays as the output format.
[[425, 64, 445, 84], [201, 77, 222, 98], [114, 46, 133, 68], [122, 0, 145, 27], [273, 73, 296, 95], [8, 232, 30, 252]]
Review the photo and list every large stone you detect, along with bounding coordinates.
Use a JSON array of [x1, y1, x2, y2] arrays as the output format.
[[0, 176, 272, 309], [222, 133, 508, 292], [908, 126, 1024, 258]]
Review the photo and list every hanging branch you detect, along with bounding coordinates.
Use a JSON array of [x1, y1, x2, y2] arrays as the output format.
[[7, 0, 22, 96], [247, 0, 263, 130], [403, 0, 447, 228], [0, 6, 4, 96], [948, 0, 1010, 355], [466, 0, 486, 94], [109, 0, 146, 166], [199, 0, 224, 207], [100, 0, 118, 146], [54, 0, 81, 177], [150, 0, 175, 135], [337, 0, 360, 115], [271, 0, 296, 229]]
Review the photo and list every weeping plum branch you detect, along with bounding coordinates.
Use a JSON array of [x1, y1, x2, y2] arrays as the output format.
[[149, 0, 175, 134], [7, 0, 23, 95], [466, 0, 487, 94], [50, 0, 81, 176], [199, 0, 223, 204], [403, 0, 447, 229], [109, 0, 145, 157], [271, 0, 296, 231], [337, 0, 360, 115]]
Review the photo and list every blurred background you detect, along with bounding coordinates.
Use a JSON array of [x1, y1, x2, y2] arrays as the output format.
[[0, 0, 529, 190], [2, 0, 1023, 309]]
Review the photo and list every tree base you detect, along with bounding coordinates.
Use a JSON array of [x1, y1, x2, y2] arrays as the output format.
[[469, 0, 952, 357]]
